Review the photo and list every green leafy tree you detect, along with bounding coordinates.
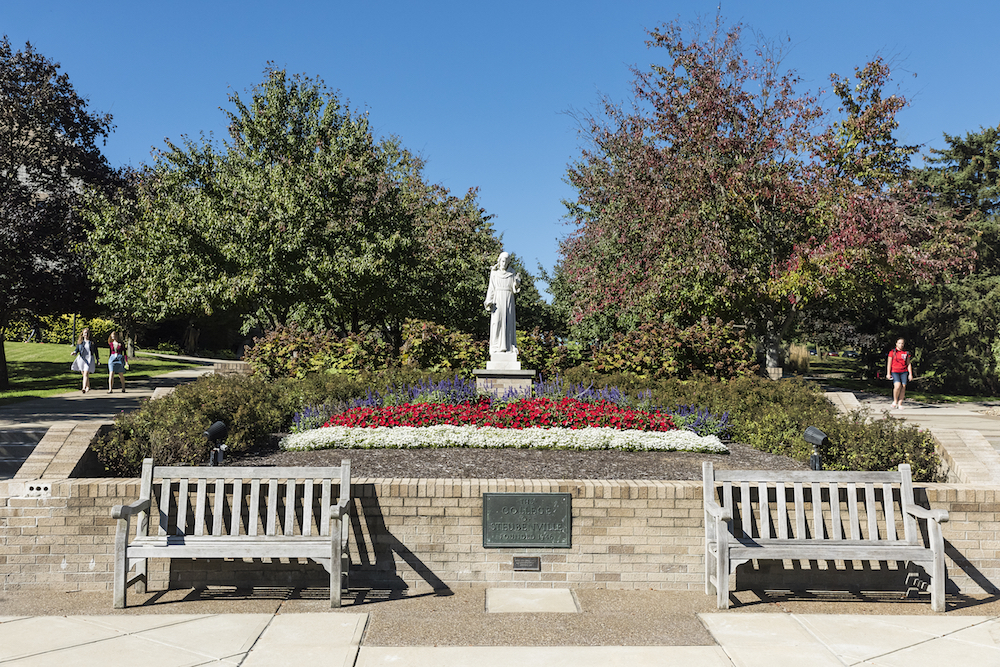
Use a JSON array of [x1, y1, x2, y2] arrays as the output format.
[[85, 68, 501, 353], [896, 126, 1000, 393], [0, 37, 115, 388], [556, 18, 970, 374]]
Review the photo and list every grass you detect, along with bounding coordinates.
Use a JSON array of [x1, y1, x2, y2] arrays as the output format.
[[0, 342, 200, 406]]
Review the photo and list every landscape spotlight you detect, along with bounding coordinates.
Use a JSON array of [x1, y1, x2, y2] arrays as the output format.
[[205, 421, 228, 466], [803, 426, 827, 471]]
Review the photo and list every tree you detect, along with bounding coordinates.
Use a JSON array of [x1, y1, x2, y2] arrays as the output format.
[[0, 37, 115, 388], [556, 17, 971, 374], [896, 126, 1000, 393], [86, 68, 502, 353]]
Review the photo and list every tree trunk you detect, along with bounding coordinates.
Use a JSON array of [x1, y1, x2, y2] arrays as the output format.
[[0, 332, 8, 389]]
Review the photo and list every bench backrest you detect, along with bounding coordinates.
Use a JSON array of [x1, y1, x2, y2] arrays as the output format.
[[703, 463, 920, 544], [135, 458, 351, 539]]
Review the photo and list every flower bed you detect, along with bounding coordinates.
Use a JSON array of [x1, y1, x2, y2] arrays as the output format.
[[283, 396, 726, 453], [281, 424, 726, 452]]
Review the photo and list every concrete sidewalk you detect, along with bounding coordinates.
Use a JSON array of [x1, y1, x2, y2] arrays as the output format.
[[2, 587, 999, 666]]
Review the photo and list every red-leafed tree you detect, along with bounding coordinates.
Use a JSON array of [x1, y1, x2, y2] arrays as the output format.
[[557, 17, 972, 373]]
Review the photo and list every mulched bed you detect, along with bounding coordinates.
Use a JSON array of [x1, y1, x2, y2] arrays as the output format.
[[229, 439, 808, 480]]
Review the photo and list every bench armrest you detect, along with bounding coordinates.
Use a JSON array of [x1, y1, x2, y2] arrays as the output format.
[[704, 496, 732, 522], [906, 504, 949, 524], [111, 498, 151, 520], [330, 497, 350, 520]]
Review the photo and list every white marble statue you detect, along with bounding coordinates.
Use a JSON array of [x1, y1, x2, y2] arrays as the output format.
[[484, 251, 521, 357]]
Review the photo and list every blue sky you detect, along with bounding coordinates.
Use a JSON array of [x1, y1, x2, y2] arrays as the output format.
[[4, 1, 999, 287]]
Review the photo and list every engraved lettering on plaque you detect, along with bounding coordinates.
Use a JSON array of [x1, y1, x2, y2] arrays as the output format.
[[483, 493, 572, 548]]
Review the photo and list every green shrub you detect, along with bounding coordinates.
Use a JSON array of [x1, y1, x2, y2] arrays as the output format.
[[590, 318, 756, 380], [516, 328, 584, 376], [399, 320, 487, 375], [91, 374, 289, 475]]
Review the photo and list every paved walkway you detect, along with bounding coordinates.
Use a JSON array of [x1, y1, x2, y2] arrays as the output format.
[[2, 591, 999, 666], [0, 367, 213, 430]]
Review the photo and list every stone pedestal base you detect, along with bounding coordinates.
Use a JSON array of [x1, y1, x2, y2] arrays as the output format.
[[486, 351, 521, 370], [765, 367, 783, 380], [473, 369, 536, 396]]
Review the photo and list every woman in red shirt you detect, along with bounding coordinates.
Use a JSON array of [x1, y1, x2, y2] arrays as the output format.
[[886, 338, 915, 409]]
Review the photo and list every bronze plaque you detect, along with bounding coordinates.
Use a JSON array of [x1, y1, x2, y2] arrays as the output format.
[[512, 556, 541, 572], [482, 493, 572, 548]]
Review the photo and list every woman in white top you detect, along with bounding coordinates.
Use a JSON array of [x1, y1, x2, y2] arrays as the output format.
[[70, 328, 99, 393]]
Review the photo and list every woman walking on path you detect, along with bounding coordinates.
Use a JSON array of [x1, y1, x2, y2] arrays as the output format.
[[107, 331, 128, 393], [886, 338, 915, 409], [70, 328, 99, 393]]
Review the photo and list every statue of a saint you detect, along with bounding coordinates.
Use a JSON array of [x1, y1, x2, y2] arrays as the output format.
[[484, 251, 521, 355]]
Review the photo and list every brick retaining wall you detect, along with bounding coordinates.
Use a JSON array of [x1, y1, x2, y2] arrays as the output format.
[[2, 477, 998, 598]]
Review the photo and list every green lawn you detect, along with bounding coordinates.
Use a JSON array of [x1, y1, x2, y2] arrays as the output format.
[[0, 342, 200, 405]]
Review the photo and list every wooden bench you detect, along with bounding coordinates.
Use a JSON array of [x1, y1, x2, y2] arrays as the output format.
[[112, 458, 351, 609], [703, 462, 949, 611]]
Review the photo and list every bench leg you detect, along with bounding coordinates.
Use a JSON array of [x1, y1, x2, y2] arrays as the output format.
[[331, 518, 342, 608], [929, 522, 947, 612], [716, 545, 729, 609], [113, 520, 128, 609], [135, 558, 148, 594]]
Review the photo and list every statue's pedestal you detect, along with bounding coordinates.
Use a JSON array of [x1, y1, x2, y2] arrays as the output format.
[[486, 351, 520, 370], [474, 368, 536, 396]]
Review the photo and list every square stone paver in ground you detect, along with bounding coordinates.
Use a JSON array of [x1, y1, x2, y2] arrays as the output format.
[[239, 613, 368, 667], [0, 616, 123, 662], [794, 614, 992, 664], [6, 633, 233, 667], [486, 588, 580, 613], [861, 634, 1000, 667]]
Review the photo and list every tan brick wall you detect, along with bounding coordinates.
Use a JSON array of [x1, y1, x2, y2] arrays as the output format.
[[2, 478, 998, 597]]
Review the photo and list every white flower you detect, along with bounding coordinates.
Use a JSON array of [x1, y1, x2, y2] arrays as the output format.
[[281, 425, 727, 453]]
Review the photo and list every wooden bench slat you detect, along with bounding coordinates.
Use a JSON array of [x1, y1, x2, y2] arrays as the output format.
[[740, 482, 752, 537], [158, 480, 171, 536], [865, 483, 878, 540], [793, 483, 806, 539], [266, 480, 278, 536], [212, 479, 225, 537], [303, 480, 314, 537], [847, 482, 860, 540], [155, 466, 347, 479], [285, 480, 296, 536], [714, 470, 904, 483], [178, 479, 189, 535], [193, 479, 207, 537], [829, 482, 842, 540], [321, 480, 332, 537], [883, 483, 897, 541], [811, 482, 823, 540], [230, 479, 242, 536], [757, 482, 770, 539], [248, 479, 260, 537], [776, 483, 788, 539]]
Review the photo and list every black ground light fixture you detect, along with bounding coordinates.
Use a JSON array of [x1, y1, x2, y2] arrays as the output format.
[[803, 426, 828, 471], [205, 421, 229, 466]]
